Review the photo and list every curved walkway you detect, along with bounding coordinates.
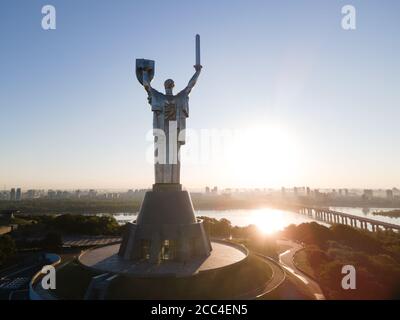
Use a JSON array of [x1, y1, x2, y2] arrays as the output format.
[[254, 254, 286, 298], [234, 254, 285, 299], [277, 239, 325, 300]]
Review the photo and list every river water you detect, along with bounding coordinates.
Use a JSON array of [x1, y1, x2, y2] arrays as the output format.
[[108, 207, 400, 234]]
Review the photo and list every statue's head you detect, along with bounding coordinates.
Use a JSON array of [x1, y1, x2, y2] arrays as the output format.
[[164, 79, 175, 94]]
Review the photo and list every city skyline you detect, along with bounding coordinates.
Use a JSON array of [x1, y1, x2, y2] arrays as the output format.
[[1, 1, 400, 189], [1, 185, 399, 195]]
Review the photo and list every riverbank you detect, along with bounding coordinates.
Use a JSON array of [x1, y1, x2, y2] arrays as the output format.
[[373, 209, 400, 218], [2, 197, 400, 215]]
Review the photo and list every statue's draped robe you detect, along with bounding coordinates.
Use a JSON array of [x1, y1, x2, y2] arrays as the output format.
[[148, 88, 189, 184]]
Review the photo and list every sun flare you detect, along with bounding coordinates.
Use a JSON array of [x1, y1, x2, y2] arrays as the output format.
[[249, 209, 289, 234]]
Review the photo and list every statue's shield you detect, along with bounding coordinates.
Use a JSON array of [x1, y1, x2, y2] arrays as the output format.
[[136, 59, 155, 85]]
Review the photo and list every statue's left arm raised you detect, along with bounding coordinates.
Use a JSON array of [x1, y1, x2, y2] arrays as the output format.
[[181, 65, 202, 95]]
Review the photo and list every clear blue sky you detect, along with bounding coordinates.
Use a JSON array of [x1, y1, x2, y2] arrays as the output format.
[[0, 0, 399, 190]]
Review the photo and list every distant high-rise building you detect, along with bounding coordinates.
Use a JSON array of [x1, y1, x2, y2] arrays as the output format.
[[127, 189, 134, 198], [386, 189, 394, 200], [0, 192, 6, 201], [205, 186, 210, 193], [10, 188, 16, 201], [16, 188, 21, 201], [26, 189, 36, 199], [212, 186, 218, 194], [293, 187, 298, 196], [75, 190, 82, 199], [281, 187, 286, 195], [48, 190, 56, 199], [306, 187, 311, 196], [89, 189, 97, 198], [363, 189, 373, 200], [344, 189, 349, 196], [62, 191, 70, 198]]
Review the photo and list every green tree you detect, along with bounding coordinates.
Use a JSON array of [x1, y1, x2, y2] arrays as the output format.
[[41, 232, 63, 250], [0, 235, 16, 265]]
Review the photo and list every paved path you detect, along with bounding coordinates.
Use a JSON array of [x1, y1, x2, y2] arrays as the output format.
[[63, 235, 121, 247], [0, 226, 11, 235], [255, 254, 286, 298], [234, 254, 285, 299], [277, 239, 325, 300]]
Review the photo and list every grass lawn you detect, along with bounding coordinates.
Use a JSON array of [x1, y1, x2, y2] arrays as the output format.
[[54, 261, 100, 299], [107, 254, 272, 299], [11, 217, 34, 225], [0, 216, 34, 229], [293, 249, 316, 279], [0, 217, 10, 227], [277, 244, 291, 254]]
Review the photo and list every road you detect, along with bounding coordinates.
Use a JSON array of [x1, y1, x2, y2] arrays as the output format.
[[0, 259, 45, 300], [234, 254, 286, 299], [277, 239, 325, 300]]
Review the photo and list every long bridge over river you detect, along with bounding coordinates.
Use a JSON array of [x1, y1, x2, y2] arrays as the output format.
[[296, 207, 400, 233]]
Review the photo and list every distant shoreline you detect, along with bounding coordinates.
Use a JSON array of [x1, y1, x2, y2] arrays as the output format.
[[372, 210, 400, 218], [1, 198, 399, 215]]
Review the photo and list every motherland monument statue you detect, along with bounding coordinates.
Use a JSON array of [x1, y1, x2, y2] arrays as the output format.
[[118, 35, 212, 263], [136, 35, 202, 186]]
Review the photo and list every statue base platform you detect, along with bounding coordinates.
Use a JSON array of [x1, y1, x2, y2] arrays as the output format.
[[80, 240, 248, 277], [152, 183, 182, 192], [118, 184, 212, 263]]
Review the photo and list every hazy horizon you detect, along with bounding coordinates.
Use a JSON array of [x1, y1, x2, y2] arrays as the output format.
[[1, 185, 398, 193]]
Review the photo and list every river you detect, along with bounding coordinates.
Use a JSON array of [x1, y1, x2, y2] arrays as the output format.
[[106, 207, 400, 234]]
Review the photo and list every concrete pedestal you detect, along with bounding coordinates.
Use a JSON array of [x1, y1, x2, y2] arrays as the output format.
[[118, 184, 212, 263]]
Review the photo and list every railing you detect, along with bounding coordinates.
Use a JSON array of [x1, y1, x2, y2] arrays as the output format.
[[296, 206, 400, 233]]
